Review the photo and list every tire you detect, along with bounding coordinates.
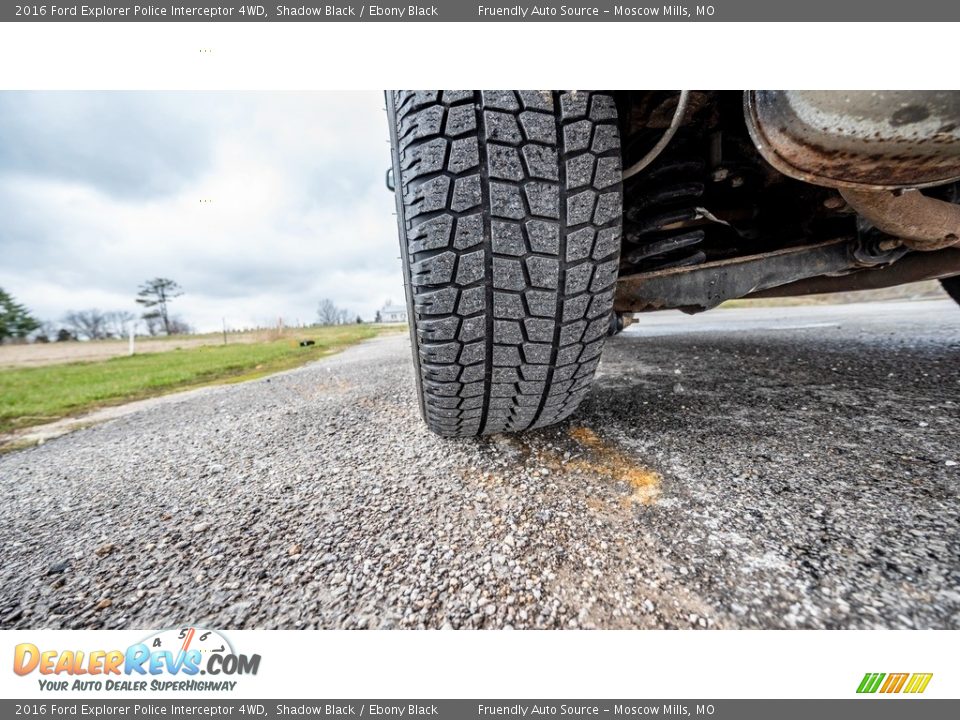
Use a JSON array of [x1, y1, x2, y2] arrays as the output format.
[[942, 276, 960, 304], [387, 90, 623, 438]]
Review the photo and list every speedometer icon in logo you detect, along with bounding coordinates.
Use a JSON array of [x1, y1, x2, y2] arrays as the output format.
[[143, 626, 234, 666]]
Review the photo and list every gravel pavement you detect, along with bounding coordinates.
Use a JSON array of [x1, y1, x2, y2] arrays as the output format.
[[1, 300, 958, 630]]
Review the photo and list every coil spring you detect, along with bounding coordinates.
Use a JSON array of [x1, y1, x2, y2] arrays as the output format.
[[622, 158, 708, 273]]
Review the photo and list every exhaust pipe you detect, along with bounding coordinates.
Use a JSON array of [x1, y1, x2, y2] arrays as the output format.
[[840, 188, 960, 251]]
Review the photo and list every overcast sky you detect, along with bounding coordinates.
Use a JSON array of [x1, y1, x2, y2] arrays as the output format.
[[0, 92, 404, 332]]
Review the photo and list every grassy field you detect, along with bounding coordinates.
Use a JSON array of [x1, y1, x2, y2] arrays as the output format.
[[0, 324, 399, 433]]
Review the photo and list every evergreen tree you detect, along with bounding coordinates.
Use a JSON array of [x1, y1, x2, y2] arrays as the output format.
[[0, 287, 40, 341], [136, 278, 183, 335]]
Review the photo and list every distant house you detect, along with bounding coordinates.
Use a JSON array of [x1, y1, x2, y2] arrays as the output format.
[[378, 301, 407, 323]]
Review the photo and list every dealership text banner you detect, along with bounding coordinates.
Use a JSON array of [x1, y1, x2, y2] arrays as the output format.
[[5, 1, 960, 22]]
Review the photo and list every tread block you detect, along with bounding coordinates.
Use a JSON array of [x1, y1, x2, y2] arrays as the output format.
[[563, 119, 593, 152], [458, 315, 485, 342], [591, 124, 620, 153], [460, 381, 485, 397], [590, 259, 619, 292], [455, 249, 485, 285], [594, 156, 622, 189], [459, 341, 485, 365], [445, 104, 477, 137], [567, 189, 597, 226], [451, 175, 482, 212], [488, 144, 525, 181], [589, 94, 618, 121], [564, 262, 594, 295], [482, 90, 520, 111], [522, 343, 553, 364], [494, 320, 523, 345], [560, 92, 589, 120], [526, 220, 560, 254], [493, 345, 521, 367], [518, 91, 554, 111], [594, 191, 622, 225], [561, 294, 590, 322], [412, 251, 456, 286], [409, 214, 454, 254], [524, 182, 561, 219], [492, 367, 520, 383], [494, 291, 524, 319], [520, 365, 549, 381], [441, 90, 473, 103], [448, 137, 480, 174], [410, 176, 451, 216], [460, 363, 486, 383], [416, 287, 458, 315], [417, 315, 459, 341], [559, 320, 587, 347], [424, 380, 459, 397], [492, 257, 526, 291], [593, 226, 620, 259], [522, 145, 560, 180], [484, 111, 523, 145], [407, 137, 448, 177], [523, 318, 555, 342], [566, 227, 595, 262], [453, 214, 484, 250], [566, 154, 595, 190], [524, 289, 557, 318], [526, 256, 560, 289], [519, 111, 557, 144], [490, 182, 526, 219], [457, 286, 485, 315], [587, 290, 615, 319], [491, 220, 526, 256]]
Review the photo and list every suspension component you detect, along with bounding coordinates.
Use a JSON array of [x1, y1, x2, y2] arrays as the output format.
[[622, 157, 708, 274]]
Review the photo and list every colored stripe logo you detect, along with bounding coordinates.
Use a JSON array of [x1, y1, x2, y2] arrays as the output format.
[[857, 672, 933, 694]]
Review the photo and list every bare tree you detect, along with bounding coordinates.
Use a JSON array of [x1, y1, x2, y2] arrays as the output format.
[[104, 310, 137, 338], [143, 315, 162, 336], [62, 309, 109, 340], [317, 298, 341, 326], [166, 316, 192, 335], [34, 321, 57, 343], [136, 278, 183, 335]]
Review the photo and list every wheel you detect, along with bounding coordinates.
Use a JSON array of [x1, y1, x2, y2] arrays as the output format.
[[387, 90, 623, 437], [942, 276, 960, 304]]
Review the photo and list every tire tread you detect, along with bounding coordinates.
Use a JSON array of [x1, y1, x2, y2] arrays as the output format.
[[390, 90, 622, 437]]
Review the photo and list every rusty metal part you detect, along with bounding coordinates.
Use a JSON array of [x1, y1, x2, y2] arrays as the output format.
[[748, 247, 960, 298], [745, 90, 960, 189], [840, 187, 960, 251], [608, 313, 638, 336], [615, 238, 868, 313]]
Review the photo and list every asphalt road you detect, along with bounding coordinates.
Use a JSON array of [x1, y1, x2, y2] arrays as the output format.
[[1, 300, 958, 630]]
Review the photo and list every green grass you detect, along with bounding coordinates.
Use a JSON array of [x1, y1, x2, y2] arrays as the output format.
[[0, 324, 395, 433]]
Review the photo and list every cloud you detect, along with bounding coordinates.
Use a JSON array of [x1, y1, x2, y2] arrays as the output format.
[[0, 91, 404, 331]]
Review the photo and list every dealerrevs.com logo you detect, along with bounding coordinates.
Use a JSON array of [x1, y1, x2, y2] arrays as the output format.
[[857, 673, 933, 695], [13, 627, 260, 693]]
